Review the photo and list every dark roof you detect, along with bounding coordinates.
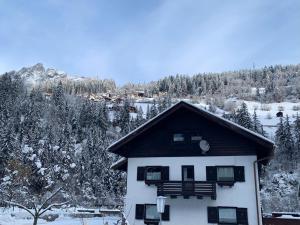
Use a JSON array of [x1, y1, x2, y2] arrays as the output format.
[[109, 100, 274, 152]]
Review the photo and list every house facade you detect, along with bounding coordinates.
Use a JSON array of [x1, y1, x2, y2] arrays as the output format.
[[109, 101, 274, 225]]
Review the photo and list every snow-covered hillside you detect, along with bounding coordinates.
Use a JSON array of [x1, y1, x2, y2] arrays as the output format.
[[230, 100, 300, 139]]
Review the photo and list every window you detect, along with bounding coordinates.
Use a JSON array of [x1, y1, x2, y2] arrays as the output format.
[[217, 167, 234, 182], [206, 166, 245, 185], [145, 205, 160, 220], [146, 167, 162, 181], [208, 207, 248, 224], [138, 166, 169, 182], [190, 133, 202, 142], [182, 166, 194, 181], [218, 207, 237, 224], [173, 133, 184, 142]]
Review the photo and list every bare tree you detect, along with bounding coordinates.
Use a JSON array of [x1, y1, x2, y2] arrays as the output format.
[[4, 187, 69, 225]]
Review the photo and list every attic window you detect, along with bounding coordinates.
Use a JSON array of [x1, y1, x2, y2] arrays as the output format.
[[173, 133, 185, 142], [191, 133, 202, 142]]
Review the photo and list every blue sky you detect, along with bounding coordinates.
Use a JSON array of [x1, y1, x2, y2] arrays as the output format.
[[0, 0, 299, 84]]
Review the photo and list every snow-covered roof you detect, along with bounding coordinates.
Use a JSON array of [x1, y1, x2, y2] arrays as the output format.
[[108, 101, 274, 160], [110, 157, 127, 171]]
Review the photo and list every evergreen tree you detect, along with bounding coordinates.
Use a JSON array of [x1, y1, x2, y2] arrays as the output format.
[[282, 116, 295, 169], [252, 109, 266, 136], [119, 99, 131, 135], [133, 106, 145, 129], [275, 116, 296, 170], [293, 114, 300, 162], [235, 102, 253, 129], [149, 100, 159, 118]]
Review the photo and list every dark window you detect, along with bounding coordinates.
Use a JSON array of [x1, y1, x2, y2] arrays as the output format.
[[217, 167, 234, 182], [207, 207, 248, 224], [144, 204, 170, 221], [206, 166, 245, 184], [146, 167, 162, 181], [218, 207, 237, 224], [182, 166, 195, 193], [190, 132, 202, 142], [173, 133, 185, 142], [138, 166, 169, 182], [182, 166, 194, 181], [145, 204, 160, 220]]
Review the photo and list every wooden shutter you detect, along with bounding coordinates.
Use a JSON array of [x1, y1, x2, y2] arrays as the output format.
[[234, 166, 245, 182], [162, 205, 170, 221], [207, 207, 218, 223], [137, 167, 145, 181], [162, 166, 169, 181], [206, 166, 217, 181], [237, 208, 248, 224], [135, 204, 144, 219]]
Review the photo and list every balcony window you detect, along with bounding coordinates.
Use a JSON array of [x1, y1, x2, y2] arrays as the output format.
[[145, 204, 160, 221], [217, 167, 234, 182], [218, 207, 237, 224], [146, 167, 162, 181], [173, 133, 185, 142]]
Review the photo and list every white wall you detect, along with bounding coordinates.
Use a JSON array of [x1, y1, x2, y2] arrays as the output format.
[[125, 155, 259, 225]]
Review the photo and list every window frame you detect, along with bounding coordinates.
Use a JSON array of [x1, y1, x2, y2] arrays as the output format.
[[217, 206, 238, 224], [190, 132, 202, 143], [144, 166, 163, 184], [181, 165, 195, 181], [172, 133, 186, 143], [144, 204, 160, 223], [216, 166, 235, 186]]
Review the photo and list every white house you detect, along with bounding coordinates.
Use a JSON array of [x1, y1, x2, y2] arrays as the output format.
[[109, 101, 274, 225]]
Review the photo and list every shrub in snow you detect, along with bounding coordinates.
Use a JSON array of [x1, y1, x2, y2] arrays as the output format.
[[266, 113, 272, 119], [260, 104, 271, 111], [292, 105, 300, 111], [277, 105, 284, 111]]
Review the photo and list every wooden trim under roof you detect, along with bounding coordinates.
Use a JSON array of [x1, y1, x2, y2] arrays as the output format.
[[108, 101, 274, 156]]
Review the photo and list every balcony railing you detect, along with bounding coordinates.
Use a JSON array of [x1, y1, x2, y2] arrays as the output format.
[[156, 181, 216, 200]]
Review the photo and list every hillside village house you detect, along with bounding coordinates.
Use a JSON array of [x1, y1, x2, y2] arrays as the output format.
[[109, 101, 274, 225]]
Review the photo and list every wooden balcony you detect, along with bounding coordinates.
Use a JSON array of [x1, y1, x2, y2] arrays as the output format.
[[156, 181, 216, 200]]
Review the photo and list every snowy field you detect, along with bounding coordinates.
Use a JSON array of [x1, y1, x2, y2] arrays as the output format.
[[0, 208, 120, 225]]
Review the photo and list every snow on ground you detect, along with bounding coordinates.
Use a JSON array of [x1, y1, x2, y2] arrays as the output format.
[[243, 101, 300, 139], [0, 208, 120, 225]]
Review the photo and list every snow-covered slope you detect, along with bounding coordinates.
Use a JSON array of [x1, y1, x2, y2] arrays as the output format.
[[238, 100, 300, 139], [13, 63, 89, 87]]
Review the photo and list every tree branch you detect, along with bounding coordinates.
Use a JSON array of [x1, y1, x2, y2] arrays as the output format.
[[4, 201, 34, 217], [38, 187, 62, 213], [39, 201, 69, 216]]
